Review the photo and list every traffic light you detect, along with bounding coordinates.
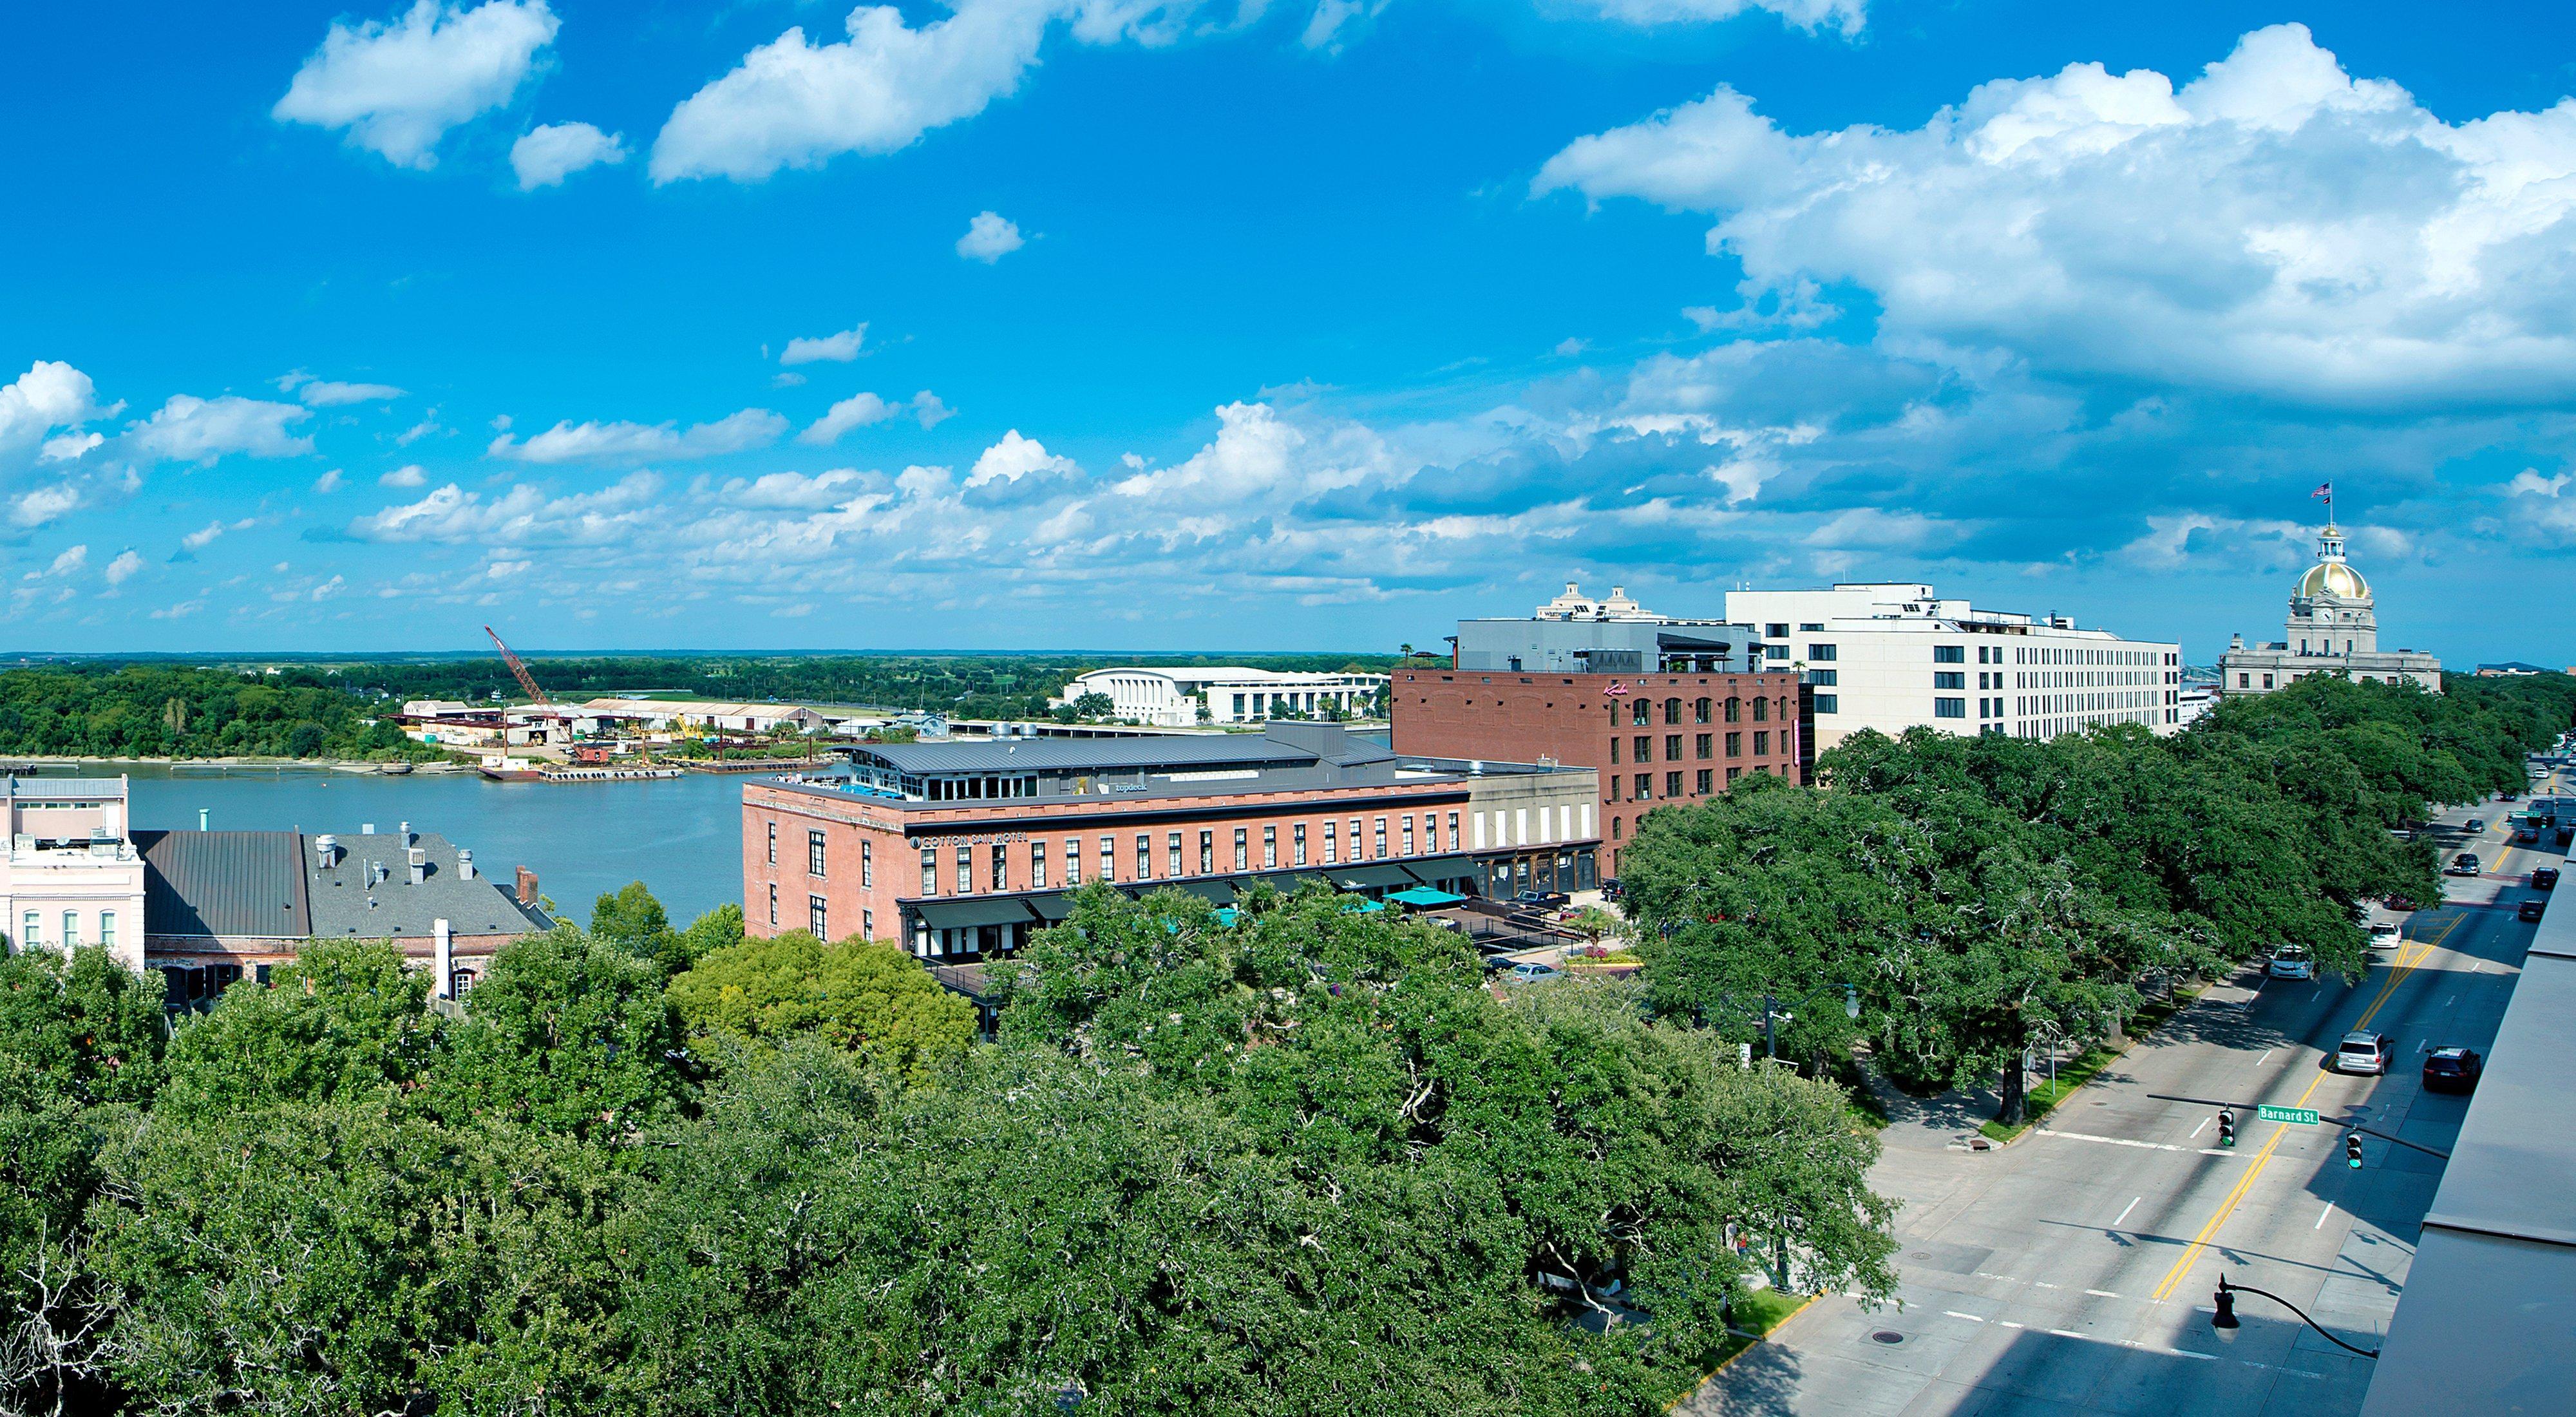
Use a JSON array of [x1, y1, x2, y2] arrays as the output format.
[[2217, 1108, 2235, 1148], [2345, 1132, 2365, 1169]]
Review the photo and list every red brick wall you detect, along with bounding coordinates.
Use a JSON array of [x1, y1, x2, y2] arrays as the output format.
[[743, 779, 1480, 946], [1388, 669, 1803, 873]]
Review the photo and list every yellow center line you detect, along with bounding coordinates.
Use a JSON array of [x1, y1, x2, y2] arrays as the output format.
[[2150, 932, 2443, 1303]]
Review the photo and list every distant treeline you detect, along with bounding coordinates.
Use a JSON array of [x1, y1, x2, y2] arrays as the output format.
[[3, 652, 1407, 730], [0, 666, 434, 761]]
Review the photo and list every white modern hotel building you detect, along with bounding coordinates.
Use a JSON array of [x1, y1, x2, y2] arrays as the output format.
[[1723, 583, 2183, 749]]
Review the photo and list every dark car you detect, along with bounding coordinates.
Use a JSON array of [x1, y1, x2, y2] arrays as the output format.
[[2385, 894, 2424, 913], [2521, 899, 2548, 923], [2535, 868, 2561, 891], [2519, 828, 2543, 844], [2423, 1046, 2483, 1094], [2465, 818, 2486, 832], [1514, 889, 1571, 910], [1600, 878, 1624, 902], [2447, 853, 2484, 877]]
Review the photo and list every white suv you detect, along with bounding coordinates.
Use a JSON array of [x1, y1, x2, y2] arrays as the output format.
[[2335, 1031, 2394, 1075]]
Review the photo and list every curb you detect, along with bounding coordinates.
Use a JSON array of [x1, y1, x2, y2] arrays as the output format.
[[1665, 1292, 1823, 1413]]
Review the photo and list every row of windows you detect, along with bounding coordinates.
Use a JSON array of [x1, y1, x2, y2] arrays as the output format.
[[774, 824, 878, 889], [1611, 753, 1764, 801], [907, 812, 1468, 897], [1605, 763, 1779, 841], [17, 909, 118, 951], [2013, 646, 2170, 666], [1609, 695, 1790, 728], [766, 887, 876, 945], [1610, 730, 1774, 765]]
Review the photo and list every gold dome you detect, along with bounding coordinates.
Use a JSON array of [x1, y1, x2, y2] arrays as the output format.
[[2297, 561, 2369, 601]]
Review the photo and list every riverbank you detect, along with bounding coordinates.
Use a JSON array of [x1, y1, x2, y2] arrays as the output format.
[[3, 754, 471, 774]]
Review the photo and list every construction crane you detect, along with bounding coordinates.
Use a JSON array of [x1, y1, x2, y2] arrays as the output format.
[[484, 625, 552, 706]]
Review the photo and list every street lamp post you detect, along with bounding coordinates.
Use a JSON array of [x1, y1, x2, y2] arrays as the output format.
[[1758, 983, 1862, 1060], [2210, 1273, 2380, 1358]]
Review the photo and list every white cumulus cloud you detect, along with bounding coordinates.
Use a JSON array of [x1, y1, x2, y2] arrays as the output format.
[[274, 0, 561, 169], [799, 389, 951, 444], [651, 2, 1054, 183], [104, 550, 146, 587], [967, 429, 1075, 486], [511, 120, 627, 188], [381, 464, 430, 487], [126, 395, 314, 462], [488, 408, 787, 463], [1537, 23, 2576, 408], [1577, 0, 1864, 37], [1, 361, 102, 475], [782, 324, 867, 365], [957, 210, 1025, 262], [299, 379, 406, 406]]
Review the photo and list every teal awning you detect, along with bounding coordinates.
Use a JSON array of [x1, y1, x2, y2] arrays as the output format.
[[1386, 886, 1466, 907], [1325, 862, 1416, 890], [1341, 899, 1386, 914]]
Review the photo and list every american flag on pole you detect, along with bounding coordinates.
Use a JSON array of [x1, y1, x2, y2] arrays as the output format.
[[2311, 482, 2333, 500]]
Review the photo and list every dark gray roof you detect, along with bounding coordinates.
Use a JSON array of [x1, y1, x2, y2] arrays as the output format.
[[305, 831, 554, 940], [2362, 877, 2576, 1413], [135, 830, 310, 940], [855, 722, 1395, 776]]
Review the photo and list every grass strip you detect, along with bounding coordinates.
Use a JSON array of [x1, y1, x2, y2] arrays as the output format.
[[1976, 985, 2204, 1144]]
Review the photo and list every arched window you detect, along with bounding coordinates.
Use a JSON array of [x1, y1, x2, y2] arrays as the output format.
[[1724, 696, 1741, 723], [1752, 696, 1769, 722], [1695, 697, 1712, 723]]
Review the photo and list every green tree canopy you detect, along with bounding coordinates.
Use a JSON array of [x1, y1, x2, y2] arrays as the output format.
[[667, 929, 976, 1085]]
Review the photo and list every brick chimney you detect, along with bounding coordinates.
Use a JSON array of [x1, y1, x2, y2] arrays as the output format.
[[515, 866, 538, 907]]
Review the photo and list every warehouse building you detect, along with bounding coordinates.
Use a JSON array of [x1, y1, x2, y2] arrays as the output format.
[[743, 722, 1599, 960]]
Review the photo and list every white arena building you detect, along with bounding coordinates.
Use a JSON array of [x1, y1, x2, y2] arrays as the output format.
[[1055, 667, 1388, 726]]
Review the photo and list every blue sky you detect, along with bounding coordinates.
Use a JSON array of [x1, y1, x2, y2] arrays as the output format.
[[5, 1, 2575, 662]]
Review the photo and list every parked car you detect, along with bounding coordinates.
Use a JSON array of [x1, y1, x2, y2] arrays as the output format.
[[1513, 889, 1571, 910], [1506, 962, 1562, 984], [2423, 1046, 2484, 1093], [2266, 946, 2315, 980], [2447, 853, 2484, 877], [2385, 894, 2424, 913], [1600, 878, 1624, 902], [2535, 867, 2560, 891], [2367, 920, 2402, 948], [2334, 1031, 2394, 1075], [2521, 899, 2548, 923]]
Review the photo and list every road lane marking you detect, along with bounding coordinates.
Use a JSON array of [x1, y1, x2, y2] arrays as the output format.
[[2255, 1048, 2274, 1067], [1944, 1311, 1985, 1322], [2315, 1202, 2334, 1230], [2114, 1197, 2140, 1227], [2189, 1117, 2210, 1139], [1998, 1321, 2024, 1329], [2152, 934, 2445, 1305], [2085, 1289, 2121, 1298], [2042, 1128, 2224, 1154]]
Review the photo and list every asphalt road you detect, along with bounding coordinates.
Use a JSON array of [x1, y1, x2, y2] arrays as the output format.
[[1682, 775, 2559, 1417]]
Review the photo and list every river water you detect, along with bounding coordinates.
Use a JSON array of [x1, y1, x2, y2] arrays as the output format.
[[93, 765, 749, 929]]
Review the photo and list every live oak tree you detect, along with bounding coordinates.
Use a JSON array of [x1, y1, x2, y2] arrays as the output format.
[[1625, 670, 2571, 1125], [0, 947, 166, 1415], [665, 929, 976, 1085]]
